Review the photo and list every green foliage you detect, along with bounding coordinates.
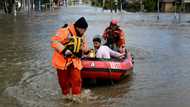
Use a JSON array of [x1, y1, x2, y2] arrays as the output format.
[[176, 4, 183, 12], [42, 0, 50, 3], [90, 0, 159, 12], [126, 2, 141, 12], [91, 0, 103, 7], [144, 0, 157, 12], [103, 0, 112, 9]]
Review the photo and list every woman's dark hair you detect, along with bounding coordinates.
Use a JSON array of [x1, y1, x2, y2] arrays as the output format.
[[93, 37, 101, 43]]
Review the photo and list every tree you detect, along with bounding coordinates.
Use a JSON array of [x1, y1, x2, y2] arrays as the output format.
[[144, 0, 157, 12], [0, 0, 15, 14]]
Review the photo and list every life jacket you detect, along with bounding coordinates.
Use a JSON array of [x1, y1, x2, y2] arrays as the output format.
[[105, 27, 121, 50], [51, 24, 87, 70], [63, 36, 83, 58]]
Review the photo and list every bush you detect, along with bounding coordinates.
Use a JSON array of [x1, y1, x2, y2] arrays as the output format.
[[144, 0, 157, 12], [91, 0, 103, 7], [103, 0, 112, 9], [124, 2, 141, 12]]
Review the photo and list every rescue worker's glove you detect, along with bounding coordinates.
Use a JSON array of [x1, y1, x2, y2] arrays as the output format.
[[64, 50, 73, 57], [62, 43, 74, 57]]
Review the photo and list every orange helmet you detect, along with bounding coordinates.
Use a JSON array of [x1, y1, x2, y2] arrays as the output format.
[[111, 19, 118, 25]]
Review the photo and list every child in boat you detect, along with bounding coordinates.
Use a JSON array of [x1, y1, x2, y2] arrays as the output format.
[[92, 37, 125, 59]]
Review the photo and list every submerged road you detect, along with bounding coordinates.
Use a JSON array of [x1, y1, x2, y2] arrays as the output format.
[[0, 4, 190, 107]]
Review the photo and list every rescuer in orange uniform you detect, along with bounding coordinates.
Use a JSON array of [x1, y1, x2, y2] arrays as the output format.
[[103, 19, 126, 54], [51, 17, 89, 96]]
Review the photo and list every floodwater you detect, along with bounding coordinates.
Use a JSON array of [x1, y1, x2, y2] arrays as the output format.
[[1, 5, 190, 107]]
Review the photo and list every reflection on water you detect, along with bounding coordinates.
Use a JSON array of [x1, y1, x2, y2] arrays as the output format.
[[1, 5, 190, 107]]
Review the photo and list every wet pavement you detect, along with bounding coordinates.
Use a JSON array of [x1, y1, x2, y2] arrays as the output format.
[[1, 4, 190, 107]]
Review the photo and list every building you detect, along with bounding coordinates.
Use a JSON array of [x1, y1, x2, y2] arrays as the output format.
[[160, 0, 176, 12], [184, 0, 190, 12]]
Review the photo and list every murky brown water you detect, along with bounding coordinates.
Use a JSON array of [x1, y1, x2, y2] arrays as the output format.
[[1, 5, 190, 107]]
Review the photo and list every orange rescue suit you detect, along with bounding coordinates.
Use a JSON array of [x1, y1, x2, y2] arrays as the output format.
[[51, 24, 87, 70], [103, 27, 126, 48], [51, 24, 87, 95]]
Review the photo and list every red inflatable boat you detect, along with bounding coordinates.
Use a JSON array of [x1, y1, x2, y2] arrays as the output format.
[[81, 51, 134, 81]]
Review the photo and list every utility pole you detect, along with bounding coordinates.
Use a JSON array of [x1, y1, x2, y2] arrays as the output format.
[[140, 0, 143, 12], [31, 0, 34, 11], [13, 0, 17, 16], [28, 0, 31, 15], [178, 0, 183, 23], [157, 0, 160, 21], [110, 0, 112, 13], [178, 1, 181, 23], [39, 0, 41, 11], [121, 0, 123, 11], [103, 0, 105, 10], [23, 0, 26, 11], [174, 0, 177, 23]]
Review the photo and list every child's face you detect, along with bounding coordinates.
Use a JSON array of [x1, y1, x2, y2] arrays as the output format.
[[93, 41, 101, 49]]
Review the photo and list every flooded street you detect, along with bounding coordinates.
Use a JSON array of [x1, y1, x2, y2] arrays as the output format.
[[1, 5, 190, 107]]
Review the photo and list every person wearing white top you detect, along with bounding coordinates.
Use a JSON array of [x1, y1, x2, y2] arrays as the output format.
[[93, 37, 124, 59]]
